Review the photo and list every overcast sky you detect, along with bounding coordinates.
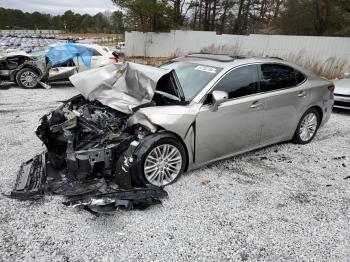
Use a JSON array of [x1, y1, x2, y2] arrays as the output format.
[[1, 0, 119, 15]]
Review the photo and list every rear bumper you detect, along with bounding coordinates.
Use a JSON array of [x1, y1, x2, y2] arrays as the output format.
[[334, 95, 350, 109]]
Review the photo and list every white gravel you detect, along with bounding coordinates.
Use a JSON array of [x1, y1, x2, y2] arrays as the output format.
[[1, 85, 350, 262]]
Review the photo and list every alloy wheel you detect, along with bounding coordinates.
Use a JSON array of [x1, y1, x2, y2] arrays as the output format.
[[144, 144, 183, 186], [20, 71, 38, 88], [299, 112, 318, 142]]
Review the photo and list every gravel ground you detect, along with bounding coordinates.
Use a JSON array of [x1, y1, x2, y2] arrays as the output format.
[[0, 85, 350, 262]]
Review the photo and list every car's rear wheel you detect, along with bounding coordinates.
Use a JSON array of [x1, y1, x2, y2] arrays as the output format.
[[16, 68, 39, 88], [293, 108, 320, 144]]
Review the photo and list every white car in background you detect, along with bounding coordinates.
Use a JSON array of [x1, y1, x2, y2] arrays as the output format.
[[333, 73, 350, 109], [116, 42, 125, 53], [48, 44, 119, 82]]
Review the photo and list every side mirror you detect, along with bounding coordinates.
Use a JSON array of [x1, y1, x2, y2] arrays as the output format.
[[210, 90, 229, 112]]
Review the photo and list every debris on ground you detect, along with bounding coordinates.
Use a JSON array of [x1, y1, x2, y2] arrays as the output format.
[[201, 179, 210, 186]]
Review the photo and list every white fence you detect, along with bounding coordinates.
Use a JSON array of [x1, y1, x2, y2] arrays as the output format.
[[125, 30, 350, 77]]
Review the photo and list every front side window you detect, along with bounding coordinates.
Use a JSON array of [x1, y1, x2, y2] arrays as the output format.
[[260, 64, 298, 92], [211, 65, 259, 99]]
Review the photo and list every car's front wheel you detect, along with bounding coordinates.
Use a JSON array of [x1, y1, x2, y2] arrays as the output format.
[[132, 133, 187, 187], [16, 68, 40, 89], [293, 108, 320, 144]]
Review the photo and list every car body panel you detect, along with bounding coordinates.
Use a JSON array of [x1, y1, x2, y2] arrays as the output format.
[[48, 66, 77, 81], [69, 62, 184, 114], [259, 87, 308, 144], [334, 76, 350, 109], [195, 95, 264, 164]]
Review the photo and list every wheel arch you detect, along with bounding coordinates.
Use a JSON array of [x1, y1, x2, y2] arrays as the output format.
[[156, 130, 190, 172], [310, 105, 323, 126]]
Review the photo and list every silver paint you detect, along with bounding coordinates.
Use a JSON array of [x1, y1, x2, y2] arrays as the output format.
[[72, 56, 334, 172]]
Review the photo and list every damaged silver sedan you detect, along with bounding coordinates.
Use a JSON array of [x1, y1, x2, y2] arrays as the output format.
[[11, 54, 334, 211]]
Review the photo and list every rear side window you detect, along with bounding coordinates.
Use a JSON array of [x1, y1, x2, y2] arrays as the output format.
[[260, 64, 299, 92], [213, 65, 259, 99], [296, 70, 306, 85], [92, 49, 102, 56]]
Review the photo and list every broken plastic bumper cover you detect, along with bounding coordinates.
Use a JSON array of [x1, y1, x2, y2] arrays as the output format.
[[10, 153, 47, 200], [9, 151, 168, 213]]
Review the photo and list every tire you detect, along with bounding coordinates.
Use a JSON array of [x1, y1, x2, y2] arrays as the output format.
[[131, 133, 187, 187], [293, 108, 320, 144], [15, 68, 40, 89]]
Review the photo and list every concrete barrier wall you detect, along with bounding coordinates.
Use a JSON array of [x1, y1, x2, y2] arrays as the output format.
[[125, 30, 350, 77]]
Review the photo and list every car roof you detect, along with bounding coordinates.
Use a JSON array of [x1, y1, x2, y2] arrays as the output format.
[[175, 53, 315, 77], [176, 53, 290, 68]]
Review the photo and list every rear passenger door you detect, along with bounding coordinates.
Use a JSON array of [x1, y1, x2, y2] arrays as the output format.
[[259, 63, 309, 145]]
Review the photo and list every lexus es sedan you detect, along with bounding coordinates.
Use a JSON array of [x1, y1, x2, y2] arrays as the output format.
[[13, 54, 334, 198]]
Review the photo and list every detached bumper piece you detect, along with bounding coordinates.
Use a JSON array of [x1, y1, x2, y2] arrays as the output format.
[[11, 153, 47, 200], [63, 187, 168, 214], [10, 152, 168, 214]]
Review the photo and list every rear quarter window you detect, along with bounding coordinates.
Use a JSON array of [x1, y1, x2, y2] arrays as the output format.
[[92, 49, 102, 56], [296, 70, 306, 85], [260, 64, 297, 92]]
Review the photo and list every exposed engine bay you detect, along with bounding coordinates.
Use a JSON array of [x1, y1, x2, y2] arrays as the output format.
[[8, 62, 187, 214], [10, 95, 169, 213]]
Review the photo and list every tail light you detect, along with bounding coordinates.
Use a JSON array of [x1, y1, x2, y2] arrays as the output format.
[[109, 56, 118, 62], [328, 84, 335, 93]]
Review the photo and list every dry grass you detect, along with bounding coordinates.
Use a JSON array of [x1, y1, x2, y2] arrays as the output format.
[[125, 56, 176, 66], [201, 44, 349, 79], [125, 44, 349, 79]]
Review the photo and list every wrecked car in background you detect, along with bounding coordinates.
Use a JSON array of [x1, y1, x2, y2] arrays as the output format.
[[0, 51, 49, 88], [11, 54, 334, 212], [0, 43, 118, 89]]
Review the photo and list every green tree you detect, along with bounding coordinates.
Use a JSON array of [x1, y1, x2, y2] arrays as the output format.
[[111, 0, 179, 32]]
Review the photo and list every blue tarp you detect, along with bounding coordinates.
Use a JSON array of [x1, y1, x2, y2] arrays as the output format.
[[46, 44, 94, 67]]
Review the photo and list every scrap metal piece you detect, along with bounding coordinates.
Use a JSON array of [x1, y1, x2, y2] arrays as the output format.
[[69, 62, 183, 114], [64, 186, 168, 214], [10, 153, 47, 200]]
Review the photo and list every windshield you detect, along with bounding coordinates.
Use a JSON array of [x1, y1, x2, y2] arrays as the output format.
[[161, 61, 222, 101]]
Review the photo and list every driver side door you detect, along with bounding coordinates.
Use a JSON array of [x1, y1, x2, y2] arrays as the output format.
[[195, 64, 264, 164]]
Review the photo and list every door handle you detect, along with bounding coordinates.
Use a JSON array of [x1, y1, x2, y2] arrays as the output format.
[[250, 101, 264, 109], [298, 91, 307, 98]]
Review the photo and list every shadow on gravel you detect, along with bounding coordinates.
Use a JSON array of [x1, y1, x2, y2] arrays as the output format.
[[333, 108, 350, 116], [0, 83, 14, 90], [0, 81, 74, 90]]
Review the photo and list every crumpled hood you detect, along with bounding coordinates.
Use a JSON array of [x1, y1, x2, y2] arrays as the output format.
[[334, 78, 350, 95], [69, 62, 172, 114]]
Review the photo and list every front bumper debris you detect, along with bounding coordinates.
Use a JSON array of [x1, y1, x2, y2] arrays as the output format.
[[9, 151, 168, 213], [11, 153, 47, 200], [9, 95, 168, 214]]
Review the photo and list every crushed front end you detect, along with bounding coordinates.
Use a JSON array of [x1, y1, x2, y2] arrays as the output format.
[[10, 95, 167, 212]]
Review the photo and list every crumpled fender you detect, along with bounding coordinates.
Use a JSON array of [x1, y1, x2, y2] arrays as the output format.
[[128, 105, 198, 139]]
